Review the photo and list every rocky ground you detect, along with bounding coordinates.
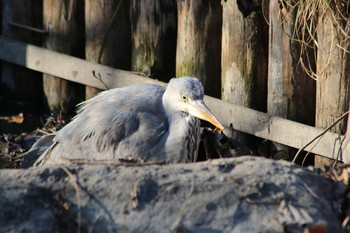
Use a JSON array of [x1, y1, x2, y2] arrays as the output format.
[[0, 113, 349, 232], [0, 156, 348, 233]]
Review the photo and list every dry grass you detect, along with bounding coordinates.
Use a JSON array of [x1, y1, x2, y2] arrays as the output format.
[[280, 0, 349, 80]]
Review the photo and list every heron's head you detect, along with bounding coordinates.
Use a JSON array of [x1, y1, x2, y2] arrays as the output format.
[[163, 77, 224, 132]]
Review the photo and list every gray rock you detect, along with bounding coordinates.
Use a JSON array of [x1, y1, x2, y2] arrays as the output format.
[[0, 156, 345, 233]]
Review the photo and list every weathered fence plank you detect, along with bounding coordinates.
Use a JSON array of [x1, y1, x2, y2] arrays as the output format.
[[43, 0, 84, 115], [221, 0, 267, 111], [315, 2, 350, 166], [221, 0, 268, 143], [176, 0, 222, 98], [0, 37, 343, 160], [0, 37, 155, 89], [268, 0, 316, 125], [268, 0, 316, 157], [0, 0, 42, 113], [205, 95, 343, 160], [85, 0, 131, 99], [130, 0, 176, 81]]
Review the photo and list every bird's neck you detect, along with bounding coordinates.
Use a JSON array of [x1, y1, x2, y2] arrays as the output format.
[[162, 90, 177, 118], [162, 112, 200, 163]]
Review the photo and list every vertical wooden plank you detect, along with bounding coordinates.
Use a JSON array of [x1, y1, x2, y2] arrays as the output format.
[[0, 0, 43, 114], [130, 0, 176, 82], [85, 0, 131, 99], [315, 2, 350, 166], [222, 0, 268, 111], [43, 0, 85, 116], [176, 0, 222, 98], [342, 100, 350, 163], [268, 0, 316, 157]]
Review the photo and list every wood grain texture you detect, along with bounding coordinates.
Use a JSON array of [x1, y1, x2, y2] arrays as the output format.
[[85, 0, 131, 99], [43, 0, 84, 115], [268, 0, 316, 155], [221, 0, 268, 144], [176, 0, 222, 98], [130, 0, 176, 81], [221, 0, 267, 112], [315, 4, 350, 166], [316, 7, 350, 134], [268, 0, 315, 124]]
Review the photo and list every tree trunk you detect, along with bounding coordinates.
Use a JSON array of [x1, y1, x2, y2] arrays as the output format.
[[85, 0, 131, 99], [176, 0, 222, 98], [315, 2, 350, 166], [43, 0, 84, 116], [268, 0, 316, 158], [0, 0, 43, 114], [130, 0, 176, 82]]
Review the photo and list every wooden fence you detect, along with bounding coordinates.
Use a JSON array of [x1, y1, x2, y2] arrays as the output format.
[[0, 0, 349, 164]]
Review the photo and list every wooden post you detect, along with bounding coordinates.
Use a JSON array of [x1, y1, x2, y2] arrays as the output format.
[[85, 0, 131, 99], [268, 0, 316, 157], [43, 0, 84, 116], [315, 2, 350, 166], [0, 0, 43, 113], [176, 0, 222, 98], [0, 36, 346, 160], [221, 0, 268, 143], [130, 0, 176, 82], [222, 0, 268, 111]]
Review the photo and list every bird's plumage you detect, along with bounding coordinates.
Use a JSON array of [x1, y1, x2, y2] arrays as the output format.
[[30, 77, 223, 166]]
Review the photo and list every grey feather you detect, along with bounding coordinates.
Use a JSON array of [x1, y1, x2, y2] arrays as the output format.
[[31, 77, 223, 166]]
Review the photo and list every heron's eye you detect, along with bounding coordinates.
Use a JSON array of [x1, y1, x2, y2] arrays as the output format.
[[182, 95, 188, 101]]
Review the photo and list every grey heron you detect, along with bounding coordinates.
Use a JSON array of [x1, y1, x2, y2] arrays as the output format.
[[28, 77, 224, 166]]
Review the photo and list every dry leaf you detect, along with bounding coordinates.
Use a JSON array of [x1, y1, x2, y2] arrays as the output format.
[[0, 113, 24, 124]]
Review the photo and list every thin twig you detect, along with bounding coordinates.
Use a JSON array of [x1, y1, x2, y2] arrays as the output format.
[[301, 136, 322, 166], [60, 157, 166, 166], [292, 111, 349, 164], [332, 135, 347, 167], [261, 0, 270, 26], [55, 164, 82, 233], [342, 216, 350, 229], [36, 129, 51, 135]]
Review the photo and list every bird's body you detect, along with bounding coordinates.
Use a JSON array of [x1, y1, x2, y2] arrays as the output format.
[[30, 77, 223, 166]]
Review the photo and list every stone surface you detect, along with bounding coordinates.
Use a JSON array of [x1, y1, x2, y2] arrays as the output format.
[[0, 156, 345, 232]]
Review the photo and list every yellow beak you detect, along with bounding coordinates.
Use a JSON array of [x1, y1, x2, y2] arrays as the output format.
[[188, 100, 224, 132]]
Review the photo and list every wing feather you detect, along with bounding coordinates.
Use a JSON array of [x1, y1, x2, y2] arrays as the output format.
[[39, 83, 168, 164]]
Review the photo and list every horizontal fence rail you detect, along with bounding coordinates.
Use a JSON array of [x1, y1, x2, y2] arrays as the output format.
[[0, 36, 344, 161]]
